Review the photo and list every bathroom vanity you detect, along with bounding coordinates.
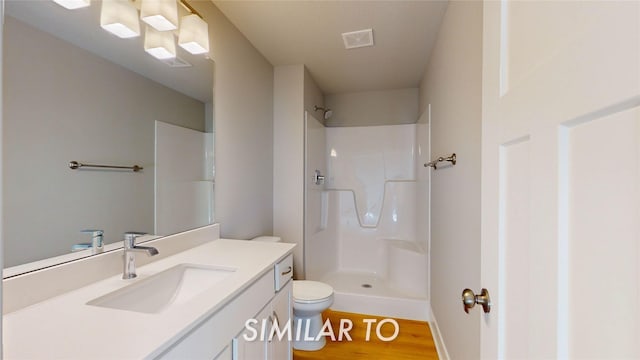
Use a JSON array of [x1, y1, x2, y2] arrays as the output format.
[[2, 225, 295, 360]]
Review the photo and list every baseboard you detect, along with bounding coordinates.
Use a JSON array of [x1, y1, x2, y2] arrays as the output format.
[[429, 306, 450, 360]]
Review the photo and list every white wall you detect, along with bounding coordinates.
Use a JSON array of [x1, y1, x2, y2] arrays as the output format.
[[304, 68, 324, 118], [325, 88, 419, 127], [3, 16, 205, 267], [419, 2, 483, 359], [206, 3, 274, 239]]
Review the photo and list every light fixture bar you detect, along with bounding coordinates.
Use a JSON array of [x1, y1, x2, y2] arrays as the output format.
[[178, 0, 202, 19]]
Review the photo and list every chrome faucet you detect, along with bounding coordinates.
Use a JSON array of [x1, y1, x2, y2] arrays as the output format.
[[122, 232, 158, 279], [72, 229, 104, 254]]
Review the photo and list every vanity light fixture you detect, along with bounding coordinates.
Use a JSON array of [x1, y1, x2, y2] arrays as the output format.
[[100, 0, 141, 39], [62, 0, 210, 60], [144, 25, 176, 59], [140, 0, 179, 32], [178, 14, 209, 55], [52, 0, 90, 10]]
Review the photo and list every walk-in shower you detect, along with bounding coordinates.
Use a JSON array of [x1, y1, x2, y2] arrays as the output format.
[[304, 112, 431, 320]]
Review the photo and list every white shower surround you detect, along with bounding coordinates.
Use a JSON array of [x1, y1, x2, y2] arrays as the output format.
[[305, 121, 430, 321], [155, 121, 214, 236]]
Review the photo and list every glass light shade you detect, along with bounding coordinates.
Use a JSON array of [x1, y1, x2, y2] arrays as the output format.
[[52, 0, 90, 10], [100, 0, 140, 39], [140, 0, 179, 31], [144, 26, 176, 59], [178, 14, 210, 55]]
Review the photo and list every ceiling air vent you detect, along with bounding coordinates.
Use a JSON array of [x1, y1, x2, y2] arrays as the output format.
[[342, 29, 374, 50], [160, 57, 192, 68]]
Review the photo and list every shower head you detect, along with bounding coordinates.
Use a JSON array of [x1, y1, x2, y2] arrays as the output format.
[[314, 105, 333, 120]]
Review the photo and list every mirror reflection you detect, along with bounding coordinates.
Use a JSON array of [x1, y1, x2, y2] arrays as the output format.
[[3, 0, 215, 270]]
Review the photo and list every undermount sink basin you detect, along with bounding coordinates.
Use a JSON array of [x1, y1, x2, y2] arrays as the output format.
[[87, 264, 236, 314]]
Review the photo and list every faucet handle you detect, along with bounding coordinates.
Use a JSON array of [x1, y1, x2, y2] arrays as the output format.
[[80, 229, 104, 254], [123, 231, 147, 239], [123, 232, 147, 247], [71, 243, 92, 252]]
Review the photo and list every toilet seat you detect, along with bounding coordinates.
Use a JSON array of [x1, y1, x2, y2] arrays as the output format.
[[293, 280, 334, 304]]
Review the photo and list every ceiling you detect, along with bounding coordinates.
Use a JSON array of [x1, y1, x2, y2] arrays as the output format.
[[214, 0, 448, 95]]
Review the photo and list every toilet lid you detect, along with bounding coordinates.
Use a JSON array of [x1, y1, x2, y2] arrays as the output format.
[[293, 281, 334, 303]]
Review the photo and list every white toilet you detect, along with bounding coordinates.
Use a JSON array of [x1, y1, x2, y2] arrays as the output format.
[[251, 236, 334, 351]]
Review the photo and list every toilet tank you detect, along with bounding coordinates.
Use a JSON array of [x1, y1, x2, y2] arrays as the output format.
[[252, 236, 282, 243]]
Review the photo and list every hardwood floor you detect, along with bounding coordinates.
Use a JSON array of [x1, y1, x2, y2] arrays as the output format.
[[292, 310, 439, 360]]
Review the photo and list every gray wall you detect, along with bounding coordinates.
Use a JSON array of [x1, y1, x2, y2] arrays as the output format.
[[3, 16, 205, 267], [419, 2, 483, 359], [273, 65, 323, 278], [304, 67, 324, 119], [273, 65, 304, 278], [206, 3, 275, 239], [325, 88, 418, 127], [1, 3, 5, 352]]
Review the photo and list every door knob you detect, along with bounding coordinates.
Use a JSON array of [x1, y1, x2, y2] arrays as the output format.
[[461, 288, 491, 314]]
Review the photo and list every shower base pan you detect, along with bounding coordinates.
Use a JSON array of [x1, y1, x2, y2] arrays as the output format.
[[321, 271, 430, 321]]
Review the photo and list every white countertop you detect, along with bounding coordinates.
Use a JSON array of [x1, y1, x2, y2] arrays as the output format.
[[3, 239, 295, 359]]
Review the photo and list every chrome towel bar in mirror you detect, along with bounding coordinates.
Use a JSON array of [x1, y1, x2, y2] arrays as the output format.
[[69, 161, 143, 172]]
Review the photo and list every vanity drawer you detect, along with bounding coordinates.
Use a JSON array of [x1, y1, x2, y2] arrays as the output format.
[[274, 254, 293, 291]]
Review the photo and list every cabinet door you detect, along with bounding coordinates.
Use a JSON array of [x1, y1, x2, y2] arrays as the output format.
[[270, 280, 292, 360], [233, 305, 270, 360]]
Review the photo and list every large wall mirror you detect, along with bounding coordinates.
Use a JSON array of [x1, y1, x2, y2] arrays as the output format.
[[3, 0, 215, 273]]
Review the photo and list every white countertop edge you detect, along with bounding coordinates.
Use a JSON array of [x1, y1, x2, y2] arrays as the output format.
[[3, 224, 220, 279], [3, 237, 295, 359], [3, 235, 161, 278], [3, 224, 221, 314]]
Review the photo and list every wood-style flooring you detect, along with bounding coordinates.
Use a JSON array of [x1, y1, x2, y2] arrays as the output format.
[[293, 310, 439, 360]]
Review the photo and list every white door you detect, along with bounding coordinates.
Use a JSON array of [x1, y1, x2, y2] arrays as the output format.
[[481, 1, 640, 358]]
